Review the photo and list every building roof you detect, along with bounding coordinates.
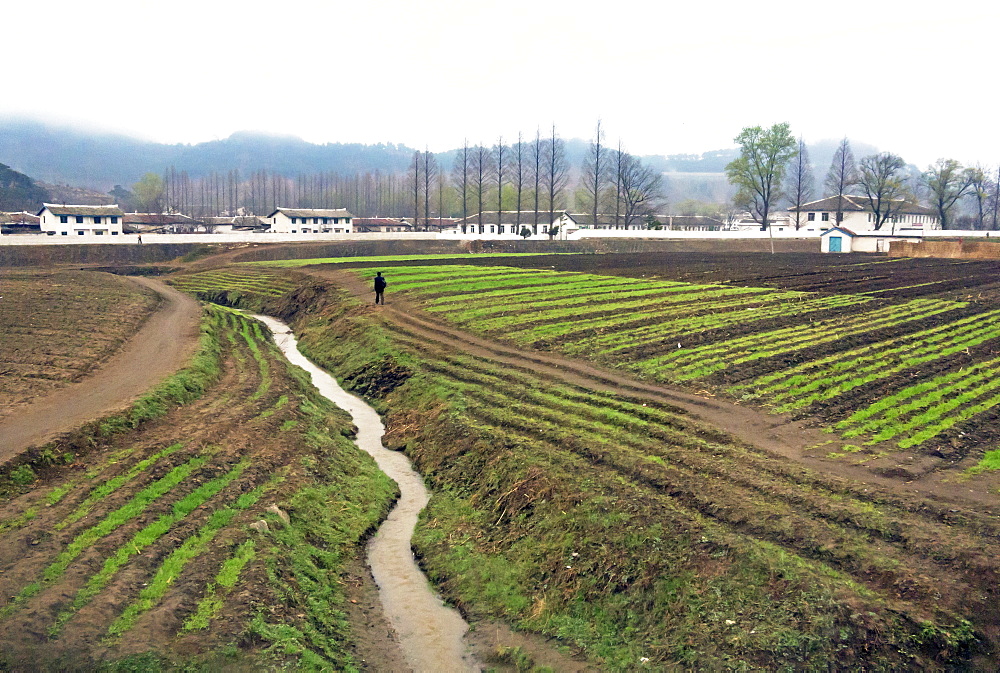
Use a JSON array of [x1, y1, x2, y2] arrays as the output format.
[[659, 215, 725, 227], [354, 218, 412, 227], [820, 226, 922, 239], [124, 213, 200, 225], [791, 195, 937, 216], [455, 211, 567, 226], [0, 212, 40, 224], [38, 203, 124, 217], [268, 208, 354, 219]]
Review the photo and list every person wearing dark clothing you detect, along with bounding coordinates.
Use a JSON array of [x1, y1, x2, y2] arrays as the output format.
[[373, 272, 387, 305]]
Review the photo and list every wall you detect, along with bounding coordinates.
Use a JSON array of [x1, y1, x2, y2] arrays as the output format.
[[890, 239, 1000, 259]]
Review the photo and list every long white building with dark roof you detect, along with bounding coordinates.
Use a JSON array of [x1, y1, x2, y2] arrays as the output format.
[[267, 208, 353, 233], [36, 204, 125, 237]]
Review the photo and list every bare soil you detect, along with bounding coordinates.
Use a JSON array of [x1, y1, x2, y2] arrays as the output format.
[[0, 276, 200, 462]]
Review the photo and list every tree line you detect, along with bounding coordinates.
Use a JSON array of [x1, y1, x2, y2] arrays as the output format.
[[112, 122, 663, 229], [728, 124, 1000, 231]]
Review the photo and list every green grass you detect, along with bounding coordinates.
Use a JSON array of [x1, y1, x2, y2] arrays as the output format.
[[183, 540, 257, 631]]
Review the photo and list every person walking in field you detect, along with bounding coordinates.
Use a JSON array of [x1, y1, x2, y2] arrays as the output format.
[[373, 272, 387, 305]]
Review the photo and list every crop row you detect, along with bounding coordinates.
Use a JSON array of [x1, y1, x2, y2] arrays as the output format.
[[833, 353, 1000, 448], [342, 314, 994, 669], [169, 269, 299, 297], [640, 297, 964, 381], [0, 303, 394, 669], [735, 308, 1000, 412]]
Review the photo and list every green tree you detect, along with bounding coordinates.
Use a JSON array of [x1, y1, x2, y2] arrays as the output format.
[[923, 159, 972, 229], [132, 173, 165, 213], [725, 123, 797, 231], [519, 226, 532, 239], [856, 153, 910, 232]]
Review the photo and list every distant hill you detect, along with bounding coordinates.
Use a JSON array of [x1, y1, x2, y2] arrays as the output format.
[[0, 118, 889, 210], [0, 163, 49, 211]]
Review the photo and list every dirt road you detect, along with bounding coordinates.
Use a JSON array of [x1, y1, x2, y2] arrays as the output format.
[[0, 277, 201, 463]]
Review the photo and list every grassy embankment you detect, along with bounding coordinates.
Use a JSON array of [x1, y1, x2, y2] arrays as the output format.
[[234, 265, 998, 671], [0, 276, 395, 670]]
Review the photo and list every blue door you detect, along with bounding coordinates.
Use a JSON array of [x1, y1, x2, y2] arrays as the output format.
[[829, 236, 842, 252]]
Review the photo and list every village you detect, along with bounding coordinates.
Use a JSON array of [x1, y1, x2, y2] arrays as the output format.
[[0, 194, 959, 254]]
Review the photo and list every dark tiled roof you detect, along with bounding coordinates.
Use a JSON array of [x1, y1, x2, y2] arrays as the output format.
[[124, 213, 200, 225], [791, 195, 936, 216], [38, 204, 124, 217], [269, 208, 354, 218]]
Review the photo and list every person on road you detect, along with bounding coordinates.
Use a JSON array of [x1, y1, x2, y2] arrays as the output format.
[[374, 271, 387, 305]]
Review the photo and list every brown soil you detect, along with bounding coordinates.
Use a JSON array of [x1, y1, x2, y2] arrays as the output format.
[[308, 265, 1000, 514], [0, 277, 201, 463]]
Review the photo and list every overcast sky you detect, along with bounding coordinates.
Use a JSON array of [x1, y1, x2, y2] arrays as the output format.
[[5, 0, 998, 167]]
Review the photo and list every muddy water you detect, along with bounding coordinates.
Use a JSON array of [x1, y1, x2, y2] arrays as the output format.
[[255, 315, 480, 672]]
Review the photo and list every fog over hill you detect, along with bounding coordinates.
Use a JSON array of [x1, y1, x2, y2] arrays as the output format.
[[0, 118, 891, 211]]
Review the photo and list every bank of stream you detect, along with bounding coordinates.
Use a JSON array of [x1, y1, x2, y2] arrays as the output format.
[[254, 314, 480, 672]]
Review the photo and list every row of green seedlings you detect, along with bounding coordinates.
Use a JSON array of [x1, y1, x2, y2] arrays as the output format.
[[170, 270, 298, 297], [734, 308, 1000, 413], [0, 308, 278, 636], [1, 304, 393, 669], [366, 265, 875, 350], [380, 325, 978, 668], [833, 351, 1000, 448], [633, 297, 965, 382]]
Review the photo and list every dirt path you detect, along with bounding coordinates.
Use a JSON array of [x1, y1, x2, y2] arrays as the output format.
[[0, 277, 201, 463], [312, 267, 1000, 513]]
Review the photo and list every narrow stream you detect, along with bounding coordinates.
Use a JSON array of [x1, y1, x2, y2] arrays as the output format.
[[255, 315, 480, 672]]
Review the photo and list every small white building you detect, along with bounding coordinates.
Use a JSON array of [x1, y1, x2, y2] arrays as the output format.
[[37, 204, 125, 237], [791, 195, 940, 232], [820, 226, 923, 253], [267, 208, 353, 233]]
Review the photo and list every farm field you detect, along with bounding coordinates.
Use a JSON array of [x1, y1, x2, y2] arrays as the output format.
[[246, 269, 1000, 670], [367, 259, 1000, 486], [0, 270, 159, 420], [0, 300, 397, 670]]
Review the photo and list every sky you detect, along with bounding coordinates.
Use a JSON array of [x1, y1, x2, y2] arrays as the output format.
[[5, 0, 999, 167]]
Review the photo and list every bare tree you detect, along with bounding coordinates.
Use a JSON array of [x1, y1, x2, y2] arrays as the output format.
[[422, 150, 438, 229], [411, 150, 421, 229], [619, 152, 662, 226], [492, 136, 508, 230], [785, 138, 815, 229], [471, 144, 492, 232], [511, 132, 526, 229], [582, 119, 609, 228], [613, 140, 625, 228], [825, 137, 857, 224], [452, 140, 471, 231], [856, 152, 910, 232], [531, 129, 543, 227], [923, 158, 972, 229], [991, 166, 1000, 230], [542, 124, 569, 230]]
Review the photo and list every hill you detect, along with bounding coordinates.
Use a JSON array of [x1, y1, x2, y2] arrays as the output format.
[[0, 163, 49, 211]]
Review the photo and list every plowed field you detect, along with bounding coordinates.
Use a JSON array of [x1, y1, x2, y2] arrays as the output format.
[[0, 270, 159, 420]]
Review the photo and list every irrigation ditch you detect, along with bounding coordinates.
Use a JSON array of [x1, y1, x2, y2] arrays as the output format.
[[254, 313, 479, 672]]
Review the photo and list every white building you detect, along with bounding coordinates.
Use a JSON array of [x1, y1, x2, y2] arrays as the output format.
[[790, 195, 940, 233], [268, 208, 353, 233], [37, 204, 125, 237], [820, 226, 923, 253]]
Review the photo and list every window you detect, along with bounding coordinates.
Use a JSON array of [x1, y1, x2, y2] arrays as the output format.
[[76, 216, 84, 223], [95, 230, 104, 235], [323, 218, 329, 224], [78, 230, 85, 235], [61, 231, 68, 235], [60, 215, 68, 224], [112, 231, 119, 235], [821, 213, 830, 222], [111, 216, 118, 224], [807, 213, 815, 221], [94, 216, 102, 224]]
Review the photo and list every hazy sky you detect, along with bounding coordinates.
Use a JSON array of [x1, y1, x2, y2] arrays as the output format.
[[6, 0, 998, 167]]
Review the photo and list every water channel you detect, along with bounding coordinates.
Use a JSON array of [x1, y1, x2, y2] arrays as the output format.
[[255, 315, 480, 672]]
